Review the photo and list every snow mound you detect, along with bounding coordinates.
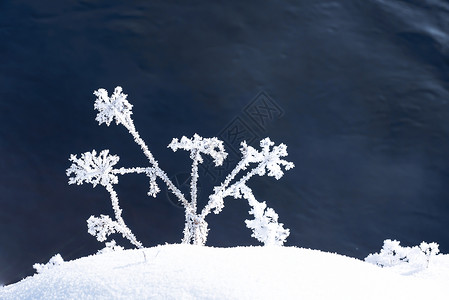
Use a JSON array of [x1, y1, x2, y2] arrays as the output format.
[[1, 244, 448, 299]]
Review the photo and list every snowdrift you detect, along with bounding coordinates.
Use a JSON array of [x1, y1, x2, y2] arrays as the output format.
[[1, 244, 448, 299]]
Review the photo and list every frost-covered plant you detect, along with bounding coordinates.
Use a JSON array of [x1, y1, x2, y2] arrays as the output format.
[[365, 239, 439, 271], [67, 86, 294, 249], [419, 241, 440, 267], [97, 240, 124, 255], [33, 254, 64, 274]]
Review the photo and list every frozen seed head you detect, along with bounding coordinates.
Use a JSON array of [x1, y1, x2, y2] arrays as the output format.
[[94, 86, 133, 127]]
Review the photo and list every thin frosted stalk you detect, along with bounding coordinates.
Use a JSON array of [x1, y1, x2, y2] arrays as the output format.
[[181, 220, 191, 244], [225, 167, 261, 196], [120, 118, 191, 210], [221, 158, 248, 189], [190, 151, 200, 212], [201, 166, 261, 218], [105, 184, 143, 249], [124, 121, 158, 167], [113, 167, 149, 175]]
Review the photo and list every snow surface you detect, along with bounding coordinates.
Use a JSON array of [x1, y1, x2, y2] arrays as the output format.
[[1, 244, 448, 299]]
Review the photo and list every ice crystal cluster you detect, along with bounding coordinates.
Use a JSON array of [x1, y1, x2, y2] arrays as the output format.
[[67, 87, 294, 250], [365, 239, 440, 270]]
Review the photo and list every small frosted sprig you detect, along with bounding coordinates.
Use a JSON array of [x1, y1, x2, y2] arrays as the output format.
[[147, 168, 161, 197], [168, 133, 228, 215], [97, 240, 124, 255], [67, 150, 119, 187], [87, 213, 143, 248], [365, 239, 440, 271], [419, 242, 440, 267], [87, 215, 119, 242], [420, 241, 440, 256], [94, 86, 133, 127], [203, 138, 294, 217], [168, 134, 228, 166], [241, 185, 289, 246], [245, 138, 295, 180]]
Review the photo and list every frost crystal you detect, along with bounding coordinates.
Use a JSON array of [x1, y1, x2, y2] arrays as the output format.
[[68, 86, 294, 250]]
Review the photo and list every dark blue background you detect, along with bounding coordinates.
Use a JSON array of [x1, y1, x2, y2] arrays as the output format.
[[1, 0, 449, 285]]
